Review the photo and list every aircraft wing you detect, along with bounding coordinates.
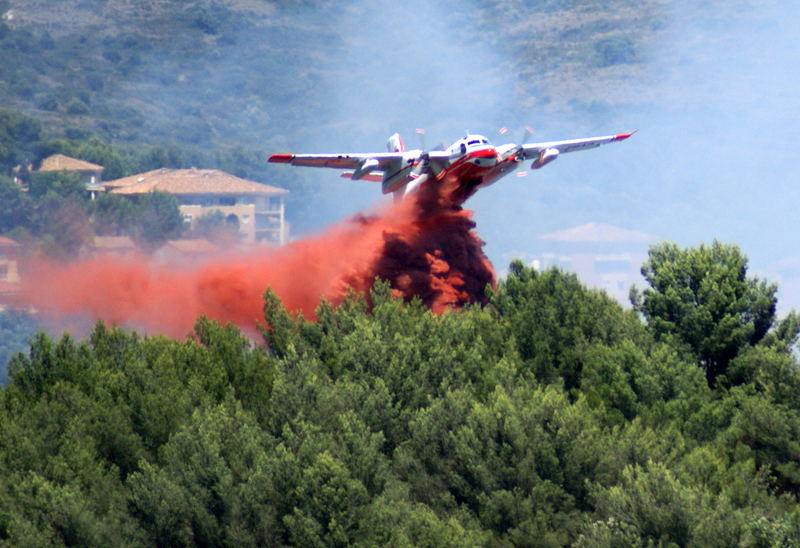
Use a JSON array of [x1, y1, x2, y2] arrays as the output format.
[[268, 152, 412, 171], [520, 132, 635, 157]]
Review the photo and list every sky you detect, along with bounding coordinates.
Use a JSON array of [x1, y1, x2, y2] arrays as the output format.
[[280, 0, 800, 309]]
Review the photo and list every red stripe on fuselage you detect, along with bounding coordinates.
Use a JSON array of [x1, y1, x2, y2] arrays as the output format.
[[438, 147, 502, 184]]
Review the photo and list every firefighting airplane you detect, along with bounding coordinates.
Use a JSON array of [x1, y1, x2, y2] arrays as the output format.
[[269, 129, 635, 202]]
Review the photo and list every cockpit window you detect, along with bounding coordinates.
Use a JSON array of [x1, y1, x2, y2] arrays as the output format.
[[468, 140, 480, 145]]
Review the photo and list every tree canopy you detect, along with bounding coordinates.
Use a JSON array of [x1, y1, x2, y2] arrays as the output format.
[[1, 243, 799, 546], [636, 240, 785, 385]]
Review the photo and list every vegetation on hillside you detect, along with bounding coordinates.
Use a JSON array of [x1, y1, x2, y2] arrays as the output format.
[[1, 241, 799, 546], [0, 309, 37, 385]]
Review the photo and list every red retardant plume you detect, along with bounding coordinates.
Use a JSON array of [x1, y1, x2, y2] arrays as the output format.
[[17, 179, 495, 337]]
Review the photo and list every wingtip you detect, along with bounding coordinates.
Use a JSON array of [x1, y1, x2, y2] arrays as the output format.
[[268, 154, 294, 163], [614, 130, 638, 141]]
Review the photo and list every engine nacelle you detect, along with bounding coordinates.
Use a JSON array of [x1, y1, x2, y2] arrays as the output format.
[[351, 158, 380, 180], [531, 147, 559, 169]]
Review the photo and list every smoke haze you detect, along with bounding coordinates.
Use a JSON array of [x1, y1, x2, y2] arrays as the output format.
[[19, 180, 494, 336]]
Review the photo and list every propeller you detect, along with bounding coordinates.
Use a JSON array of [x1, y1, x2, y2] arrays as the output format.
[[498, 125, 533, 143], [415, 128, 426, 150], [498, 125, 536, 162]]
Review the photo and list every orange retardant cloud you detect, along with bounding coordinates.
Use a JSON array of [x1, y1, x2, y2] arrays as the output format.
[[17, 181, 495, 337]]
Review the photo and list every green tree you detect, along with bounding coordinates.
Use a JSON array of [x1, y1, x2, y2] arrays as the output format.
[[0, 108, 41, 172], [492, 260, 643, 390], [134, 191, 183, 248], [28, 170, 86, 200], [35, 195, 93, 259], [74, 137, 127, 180], [0, 310, 38, 385], [88, 193, 138, 236], [636, 241, 780, 385], [582, 461, 712, 546], [0, 175, 32, 233], [395, 384, 609, 544], [127, 399, 279, 546]]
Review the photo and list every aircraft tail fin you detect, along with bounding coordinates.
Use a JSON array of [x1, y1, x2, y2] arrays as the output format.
[[386, 133, 405, 152]]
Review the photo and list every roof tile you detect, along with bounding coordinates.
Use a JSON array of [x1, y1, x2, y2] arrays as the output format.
[[39, 154, 104, 172], [105, 168, 288, 196]]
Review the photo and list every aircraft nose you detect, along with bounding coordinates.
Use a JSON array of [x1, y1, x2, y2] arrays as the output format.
[[471, 147, 498, 166]]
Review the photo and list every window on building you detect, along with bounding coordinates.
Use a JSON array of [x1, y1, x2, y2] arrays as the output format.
[[226, 214, 240, 231], [219, 197, 236, 206]]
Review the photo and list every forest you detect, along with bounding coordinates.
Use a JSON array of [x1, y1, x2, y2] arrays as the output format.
[[1, 241, 800, 546]]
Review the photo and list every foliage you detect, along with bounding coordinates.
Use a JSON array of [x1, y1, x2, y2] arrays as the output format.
[[0, 108, 41, 171], [27, 171, 85, 200], [0, 175, 32, 234], [637, 240, 781, 385], [18, 171, 95, 258], [0, 310, 38, 385], [130, 191, 184, 249], [87, 193, 139, 237], [492, 260, 642, 390], [0, 245, 798, 545]]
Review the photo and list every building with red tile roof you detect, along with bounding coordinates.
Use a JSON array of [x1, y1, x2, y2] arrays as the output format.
[[39, 154, 104, 174], [104, 168, 289, 244], [37, 153, 105, 198]]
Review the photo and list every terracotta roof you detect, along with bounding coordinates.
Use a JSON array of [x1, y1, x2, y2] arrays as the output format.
[[161, 238, 219, 254], [92, 236, 136, 250], [539, 223, 658, 243], [105, 168, 288, 196], [39, 154, 104, 172]]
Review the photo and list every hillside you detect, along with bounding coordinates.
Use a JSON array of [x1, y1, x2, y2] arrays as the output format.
[[0, 0, 672, 149]]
